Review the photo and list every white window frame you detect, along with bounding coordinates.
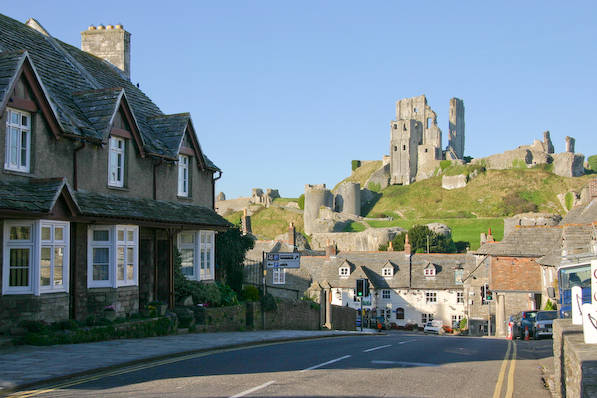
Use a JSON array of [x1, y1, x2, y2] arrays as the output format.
[[339, 266, 349, 278], [108, 136, 125, 187], [2, 220, 69, 295], [178, 231, 196, 279], [382, 268, 393, 278], [422, 313, 434, 324], [87, 225, 138, 288], [176, 230, 215, 281], [424, 267, 436, 277], [425, 291, 437, 303], [382, 289, 391, 299], [39, 221, 69, 293], [272, 268, 285, 284], [4, 108, 31, 173], [178, 154, 189, 197]]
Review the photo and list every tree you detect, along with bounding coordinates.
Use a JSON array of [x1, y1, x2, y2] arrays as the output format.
[[378, 225, 457, 253], [215, 227, 255, 293]]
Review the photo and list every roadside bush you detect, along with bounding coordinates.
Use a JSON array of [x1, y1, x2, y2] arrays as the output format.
[[544, 299, 556, 311], [241, 285, 260, 302], [18, 320, 48, 333], [218, 283, 240, 306], [459, 317, 467, 330]]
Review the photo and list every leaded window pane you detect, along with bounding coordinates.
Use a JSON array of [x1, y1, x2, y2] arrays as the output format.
[[10, 226, 31, 240], [54, 247, 64, 285], [9, 248, 29, 287]]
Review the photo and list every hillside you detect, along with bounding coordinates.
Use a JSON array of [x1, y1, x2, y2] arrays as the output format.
[[224, 164, 594, 249]]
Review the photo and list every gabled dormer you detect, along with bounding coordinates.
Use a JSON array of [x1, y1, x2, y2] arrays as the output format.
[[423, 262, 437, 277], [338, 260, 351, 278], [381, 260, 397, 279]]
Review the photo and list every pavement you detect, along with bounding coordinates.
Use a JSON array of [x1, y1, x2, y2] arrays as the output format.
[[0, 329, 376, 395]]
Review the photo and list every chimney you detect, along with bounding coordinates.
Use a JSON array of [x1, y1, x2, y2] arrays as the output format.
[[325, 240, 337, 257], [388, 241, 393, 251], [404, 233, 411, 256], [287, 222, 296, 247], [241, 208, 252, 235], [81, 23, 131, 79], [486, 228, 494, 242]]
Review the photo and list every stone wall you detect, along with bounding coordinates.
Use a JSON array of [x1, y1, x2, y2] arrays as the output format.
[[311, 227, 403, 251], [442, 174, 467, 190], [330, 305, 357, 330], [0, 293, 69, 333], [195, 304, 247, 332], [503, 213, 562, 236], [85, 286, 139, 318], [552, 319, 597, 398]]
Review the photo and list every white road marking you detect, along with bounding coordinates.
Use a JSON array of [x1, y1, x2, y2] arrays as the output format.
[[300, 355, 351, 372], [371, 360, 438, 367], [398, 339, 417, 344], [363, 344, 392, 352], [229, 380, 276, 398]]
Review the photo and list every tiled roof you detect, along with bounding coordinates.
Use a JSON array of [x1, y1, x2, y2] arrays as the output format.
[[410, 254, 472, 290], [475, 226, 562, 257], [0, 178, 73, 213], [71, 88, 125, 141], [75, 191, 231, 228], [0, 14, 219, 169], [0, 50, 24, 109]]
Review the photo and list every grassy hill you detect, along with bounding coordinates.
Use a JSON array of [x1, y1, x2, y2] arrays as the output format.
[[224, 163, 594, 249]]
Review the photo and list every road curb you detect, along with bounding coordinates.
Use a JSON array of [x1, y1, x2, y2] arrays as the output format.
[[1, 331, 375, 396]]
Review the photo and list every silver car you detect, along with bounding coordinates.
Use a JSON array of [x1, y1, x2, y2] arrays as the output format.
[[533, 310, 558, 338]]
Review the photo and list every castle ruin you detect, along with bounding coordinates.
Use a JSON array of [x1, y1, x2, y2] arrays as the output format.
[[390, 95, 465, 185]]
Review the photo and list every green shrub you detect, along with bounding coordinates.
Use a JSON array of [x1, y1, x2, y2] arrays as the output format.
[[18, 320, 49, 333], [261, 293, 277, 312], [241, 285, 260, 302], [218, 283, 240, 306], [459, 317, 467, 330], [351, 160, 361, 171], [298, 194, 305, 210], [588, 155, 597, 172], [500, 192, 538, 216], [343, 221, 367, 232], [440, 160, 452, 170], [544, 299, 556, 311], [565, 192, 574, 211]]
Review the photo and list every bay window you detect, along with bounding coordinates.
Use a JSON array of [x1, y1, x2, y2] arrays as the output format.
[[2, 220, 69, 295], [4, 108, 31, 173], [177, 230, 215, 281], [88, 225, 138, 288]]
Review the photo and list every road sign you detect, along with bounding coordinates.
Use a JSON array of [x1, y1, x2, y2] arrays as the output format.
[[265, 252, 300, 268]]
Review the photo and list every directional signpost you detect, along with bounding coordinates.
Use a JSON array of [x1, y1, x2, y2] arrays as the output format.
[[265, 252, 300, 268]]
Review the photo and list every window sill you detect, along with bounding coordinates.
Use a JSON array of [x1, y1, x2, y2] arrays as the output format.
[[177, 195, 193, 201], [107, 185, 128, 192], [3, 169, 34, 177], [2, 290, 34, 296]]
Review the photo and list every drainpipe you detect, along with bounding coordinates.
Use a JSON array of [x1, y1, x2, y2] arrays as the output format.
[[73, 141, 85, 190], [212, 170, 222, 210]]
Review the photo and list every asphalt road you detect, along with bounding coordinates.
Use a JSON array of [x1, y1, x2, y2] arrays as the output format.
[[10, 332, 553, 398]]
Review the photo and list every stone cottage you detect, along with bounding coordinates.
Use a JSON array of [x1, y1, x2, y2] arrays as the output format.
[[0, 14, 229, 329]]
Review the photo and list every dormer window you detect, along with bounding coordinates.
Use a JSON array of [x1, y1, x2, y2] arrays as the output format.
[[5, 108, 31, 173], [108, 137, 125, 187], [424, 266, 436, 277], [382, 268, 393, 278], [339, 266, 349, 278], [178, 155, 189, 197]]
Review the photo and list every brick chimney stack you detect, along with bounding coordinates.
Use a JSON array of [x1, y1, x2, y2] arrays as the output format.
[[241, 208, 252, 235], [287, 222, 296, 247], [388, 241, 393, 251], [486, 228, 494, 242], [325, 240, 337, 257], [404, 233, 411, 255], [81, 24, 131, 79]]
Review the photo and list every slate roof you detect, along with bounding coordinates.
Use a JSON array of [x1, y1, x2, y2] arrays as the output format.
[[0, 14, 218, 169], [0, 178, 75, 213], [475, 226, 562, 257], [273, 250, 472, 291], [75, 191, 231, 228]]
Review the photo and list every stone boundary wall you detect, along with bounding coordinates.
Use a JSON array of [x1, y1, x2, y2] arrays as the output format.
[[0, 293, 69, 333], [330, 305, 357, 330], [552, 319, 597, 398], [193, 301, 357, 332]]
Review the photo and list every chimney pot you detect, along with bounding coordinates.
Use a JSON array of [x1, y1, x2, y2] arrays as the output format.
[[115, 24, 124, 29], [88, 25, 96, 30], [97, 24, 105, 30], [106, 24, 114, 30]]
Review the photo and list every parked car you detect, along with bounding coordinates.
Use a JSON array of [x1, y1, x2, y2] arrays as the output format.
[[511, 310, 538, 339], [423, 320, 444, 335], [533, 311, 558, 339]]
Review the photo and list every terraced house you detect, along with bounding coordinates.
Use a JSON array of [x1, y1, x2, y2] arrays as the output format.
[[0, 14, 229, 329]]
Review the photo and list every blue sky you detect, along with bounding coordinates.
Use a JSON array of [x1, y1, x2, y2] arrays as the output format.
[[4, 2, 597, 198]]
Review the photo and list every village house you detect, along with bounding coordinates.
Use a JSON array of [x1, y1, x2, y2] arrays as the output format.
[[0, 14, 229, 330], [245, 231, 471, 329]]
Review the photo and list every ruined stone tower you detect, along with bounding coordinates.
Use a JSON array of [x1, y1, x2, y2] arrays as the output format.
[[81, 24, 131, 79], [446, 98, 465, 160], [304, 184, 334, 235], [390, 95, 443, 185]]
